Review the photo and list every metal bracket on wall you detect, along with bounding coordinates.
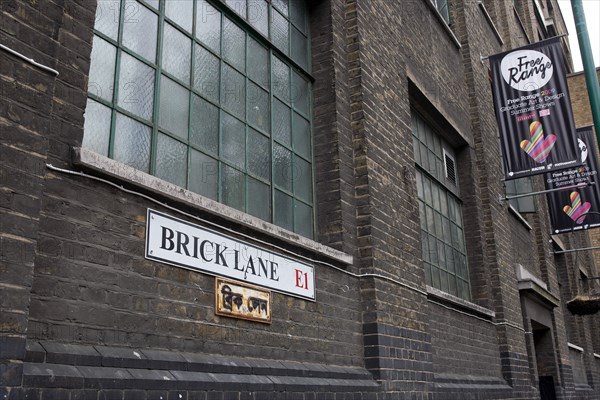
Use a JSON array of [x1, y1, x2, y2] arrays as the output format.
[[502, 181, 595, 202]]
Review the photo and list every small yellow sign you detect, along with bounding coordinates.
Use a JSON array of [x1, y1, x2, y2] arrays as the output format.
[[215, 278, 272, 324]]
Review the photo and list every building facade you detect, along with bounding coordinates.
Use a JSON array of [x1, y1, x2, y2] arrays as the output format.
[[1, 0, 599, 399]]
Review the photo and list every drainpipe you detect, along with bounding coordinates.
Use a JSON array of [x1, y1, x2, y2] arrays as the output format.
[[571, 0, 600, 143]]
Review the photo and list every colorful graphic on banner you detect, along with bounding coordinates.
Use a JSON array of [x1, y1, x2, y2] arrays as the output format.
[[490, 37, 580, 180], [546, 127, 600, 233]]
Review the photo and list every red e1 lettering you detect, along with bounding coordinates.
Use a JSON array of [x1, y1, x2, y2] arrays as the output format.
[[295, 269, 309, 290]]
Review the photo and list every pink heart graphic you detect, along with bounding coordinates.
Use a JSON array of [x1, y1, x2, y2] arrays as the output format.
[[519, 121, 556, 163], [563, 191, 591, 224]]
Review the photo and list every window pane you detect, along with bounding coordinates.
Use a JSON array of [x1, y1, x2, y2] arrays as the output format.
[[274, 143, 292, 191], [273, 56, 290, 103], [196, 0, 221, 54], [421, 230, 429, 264], [273, 98, 291, 145], [88, 35, 116, 102], [190, 94, 219, 155], [432, 184, 440, 211], [223, 17, 246, 72], [248, 0, 269, 37], [290, 0, 307, 33], [94, 0, 120, 40], [165, 0, 193, 32], [445, 245, 455, 273], [162, 23, 191, 84], [247, 37, 269, 87], [295, 200, 313, 239], [419, 202, 427, 231], [248, 177, 271, 221], [225, 0, 247, 18], [291, 27, 308, 70], [416, 171, 424, 199], [189, 150, 218, 200], [248, 128, 271, 181], [274, 189, 293, 231], [113, 113, 151, 172], [292, 113, 310, 159], [117, 52, 155, 121], [221, 112, 246, 167], [222, 64, 246, 119], [122, 1, 158, 62], [248, 82, 270, 133], [423, 177, 432, 205], [271, 9, 289, 55], [294, 155, 312, 203], [156, 133, 188, 188], [292, 71, 309, 116], [82, 99, 112, 156], [194, 45, 220, 103], [221, 164, 245, 210], [159, 76, 190, 140], [273, 0, 289, 16]]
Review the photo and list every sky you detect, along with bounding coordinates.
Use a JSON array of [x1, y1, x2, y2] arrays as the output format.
[[557, 0, 600, 71]]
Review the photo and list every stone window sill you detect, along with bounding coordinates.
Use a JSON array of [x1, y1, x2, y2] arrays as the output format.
[[72, 147, 353, 266], [508, 204, 533, 231], [478, 2, 504, 45], [426, 285, 495, 319], [424, 0, 462, 49]]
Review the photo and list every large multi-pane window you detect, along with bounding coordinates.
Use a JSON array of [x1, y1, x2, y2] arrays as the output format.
[[83, 0, 314, 238], [412, 111, 471, 300]]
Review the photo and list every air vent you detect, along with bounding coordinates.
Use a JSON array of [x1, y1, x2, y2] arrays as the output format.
[[444, 150, 457, 186]]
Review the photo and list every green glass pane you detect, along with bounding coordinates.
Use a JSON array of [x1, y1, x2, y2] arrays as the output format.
[[415, 170, 423, 199], [274, 189, 293, 231], [454, 199, 463, 225], [434, 212, 443, 238], [122, 1, 158, 62], [291, 26, 308, 70], [223, 17, 246, 73], [248, 82, 270, 133], [272, 56, 290, 103], [442, 218, 451, 243], [82, 99, 112, 156], [272, 0, 288, 16], [189, 150, 218, 200], [271, 9, 289, 55], [438, 239, 446, 270], [94, 0, 120, 40], [291, 71, 309, 116], [448, 275, 457, 297], [247, 128, 271, 181], [419, 142, 428, 170], [247, 177, 271, 221], [113, 113, 151, 172], [222, 64, 246, 119], [419, 201, 427, 230], [294, 200, 312, 238], [196, 0, 221, 54], [294, 155, 312, 203], [423, 177, 432, 205], [247, 37, 269, 87], [156, 133, 188, 188], [292, 113, 310, 159], [117, 52, 155, 121], [445, 245, 455, 273], [290, 0, 307, 33], [273, 99, 291, 145], [88, 35, 116, 102], [413, 137, 420, 165], [162, 23, 192, 84], [221, 112, 245, 167], [440, 190, 448, 215], [440, 270, 448, 292], [421, 230, 429, 264], [221, 164, 245, 211], [193, 45, 220, 103], [248, 0, 269, 37], [273, 143, 292, 191], [165, 0, 193, 32], [159, 76, 190, 140], [190, 94, 219, 155], [225, 0, 247, 18], [431, 266, 441, 289], [428, 234, 438, 265], [432, 184, 440, 211]]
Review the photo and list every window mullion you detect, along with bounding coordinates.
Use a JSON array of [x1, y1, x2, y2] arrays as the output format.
[[187, 0, 198, 190], [150, 0, 166, 176], [108, 0, 128, 159]]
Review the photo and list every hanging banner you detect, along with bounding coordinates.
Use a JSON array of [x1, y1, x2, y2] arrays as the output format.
[[546, 127, 600, 233], [490, 37, 580, 180]]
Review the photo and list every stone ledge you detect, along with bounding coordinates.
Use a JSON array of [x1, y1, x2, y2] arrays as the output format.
[[427, 286, 496, 319], [25, 341, 374, 382], [71, 147, 353, 266], [434, 373, 511, 391]]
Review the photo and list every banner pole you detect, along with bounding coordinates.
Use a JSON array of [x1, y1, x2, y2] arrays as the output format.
[[505, 181, 594, 200], [572, 0, 600, 142], [554, 245, 600, 255]]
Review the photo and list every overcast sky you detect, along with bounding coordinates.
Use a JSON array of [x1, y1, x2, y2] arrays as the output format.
[[557, 0, 600, 71]]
